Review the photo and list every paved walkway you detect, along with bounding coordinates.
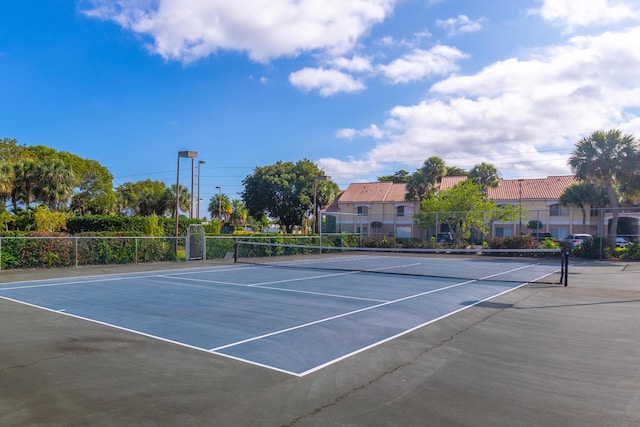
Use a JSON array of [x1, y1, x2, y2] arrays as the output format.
[[1, 260, 639, 426]]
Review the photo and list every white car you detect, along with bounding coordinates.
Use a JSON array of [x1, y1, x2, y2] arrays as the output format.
[[564, 234, 592, 247], [615, 237, 631, 248]]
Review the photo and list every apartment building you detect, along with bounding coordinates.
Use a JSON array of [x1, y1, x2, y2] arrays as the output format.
[[324, 176, 640, 240]]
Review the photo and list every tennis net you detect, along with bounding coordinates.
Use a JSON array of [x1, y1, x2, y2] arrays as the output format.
[[233, 241, 569, 285]]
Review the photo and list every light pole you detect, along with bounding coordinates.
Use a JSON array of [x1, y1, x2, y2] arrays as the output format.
[[314, 175, 331, 242], [197, 160, 205, 219], [215, 186, 222, 221], [175, 151, 198, 243]]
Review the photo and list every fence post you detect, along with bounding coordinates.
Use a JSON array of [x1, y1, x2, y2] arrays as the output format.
[[75, 237, 78, 268]]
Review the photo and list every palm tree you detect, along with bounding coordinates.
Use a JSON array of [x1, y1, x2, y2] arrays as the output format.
[[209, 193, 232, 221], [12, 160, 38, 209], [468, 162, 500, 196], [560, 183, 608, 229], [169, 184, 190, 217], [568, 129, 639, 252], [33, 159, 76, 210], [405, 156, 447, 201], [230, 199, 248, 225], [0, 161, 14, 211]]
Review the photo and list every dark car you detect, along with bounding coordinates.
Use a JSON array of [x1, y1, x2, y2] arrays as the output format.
[[436, 232, 454, 245]]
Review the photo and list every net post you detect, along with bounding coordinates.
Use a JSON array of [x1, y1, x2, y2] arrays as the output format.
[[233, 241, 238, 263], [562, 248, 569, 286]]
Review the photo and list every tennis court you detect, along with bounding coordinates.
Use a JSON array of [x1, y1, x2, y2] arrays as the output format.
[[2, 256, 639, 426], [0, 251, 565, 376]]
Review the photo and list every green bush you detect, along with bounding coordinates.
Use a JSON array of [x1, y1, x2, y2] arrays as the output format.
[[572, 237, 609, 259], [620, 240, 640, 260], [66, 215, 202, 236], [362, 236, 398, 248], [0, 235, 177, 270], [489, 235, 539, 249]]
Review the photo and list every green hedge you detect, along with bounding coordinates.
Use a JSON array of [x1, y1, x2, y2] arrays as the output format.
[[65, 215, 202, 236], [0, 236, 177, 270]]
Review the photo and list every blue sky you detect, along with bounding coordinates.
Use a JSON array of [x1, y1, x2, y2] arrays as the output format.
[[2, 0, 640, 205]]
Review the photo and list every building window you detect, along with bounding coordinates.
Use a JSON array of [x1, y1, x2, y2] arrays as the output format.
[[495, 227, 513, 237], [396, 226, 412, 238], [549, 203, 568, 216], [357, 206, 369, 216], [397, 206, 405, 217]]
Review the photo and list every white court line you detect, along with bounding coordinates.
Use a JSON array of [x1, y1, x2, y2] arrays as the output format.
[[211, 278, 477, 352], [159, 274, 388, 303], [0, 264, 265, 292], [210, 261, 539, 353]]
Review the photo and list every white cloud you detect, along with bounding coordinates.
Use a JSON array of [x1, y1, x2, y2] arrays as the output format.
[[336, 125, 384, 140], [532, 0, 640, 31], [329, 55, 373, 73], [289, 68, 366, 96], [436, 15, 483, 37], [316, 156, 383, 183], [82, 0, 396, 63], [378, 45, 468, 84], [338, 26, 640, 178]]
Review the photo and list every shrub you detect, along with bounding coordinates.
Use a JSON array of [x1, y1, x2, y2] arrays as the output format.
[[620, 240, 640, 260], [489, 235, 538, 249], [572, 237, 609, 259], [362, 237, 398, 248]]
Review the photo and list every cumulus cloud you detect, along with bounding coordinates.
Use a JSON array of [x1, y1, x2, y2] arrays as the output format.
[[329, 55, 374, 73], [436, 15, 484, 37], [316, 156, 384, 182], [377, 45, 468, 84], [333, 26, 640, 178], [82, 0, 396, 63], [289, 68, 366, 96], [336, 125, 384, 140], [532, 0, 640, 31]]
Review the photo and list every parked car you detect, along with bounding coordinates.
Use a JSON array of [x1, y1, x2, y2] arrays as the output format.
[[531, 232, 555, 242], [436, 232, 454, 245], [615, 237, 631, 248], [564, 233, 592, 247]]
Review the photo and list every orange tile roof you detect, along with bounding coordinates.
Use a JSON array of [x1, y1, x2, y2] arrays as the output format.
[[440, 175, 576, 200], [334, 182, 413, 203], [490, 176, 576, 200], [336, 175, 577, 205]]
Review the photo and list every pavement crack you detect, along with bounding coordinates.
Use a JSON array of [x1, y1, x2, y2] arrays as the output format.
[[0, 354, 66, 372]]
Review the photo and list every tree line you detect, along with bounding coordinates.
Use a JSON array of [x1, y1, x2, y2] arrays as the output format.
[[2, 130, 639, 243], [0, 138, 253, 231]]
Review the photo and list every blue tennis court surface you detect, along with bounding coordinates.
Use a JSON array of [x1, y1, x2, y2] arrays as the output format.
[[0, 260, 551, 376]]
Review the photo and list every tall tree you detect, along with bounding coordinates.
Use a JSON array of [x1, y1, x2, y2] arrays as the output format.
[[0, 162, 14, 211], [415, 180, 519, 244], [405, 156, 447, 201], [378, 170, 410, 183], [468, 162, 500, 196], [560, 183, 608, 227], [33, 158, 75, 210], [62, 156, 116, 215], [169, 184, 190, 218], [116, 180, 176, 216], [209, 193, 232, 221], [242, 159, 338, 233], [445, 166, 468, 177], [12, 160, 38, 209], [229, 199, 248, 225], [568, 129, 639, 251]]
